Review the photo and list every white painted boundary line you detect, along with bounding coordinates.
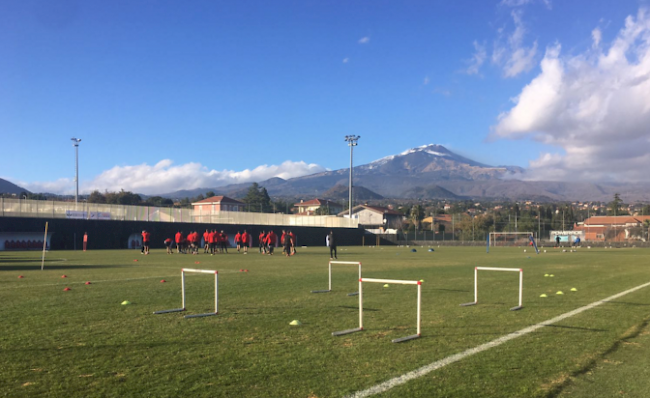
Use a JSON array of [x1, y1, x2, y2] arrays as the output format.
[[344, 280, 650, 398]]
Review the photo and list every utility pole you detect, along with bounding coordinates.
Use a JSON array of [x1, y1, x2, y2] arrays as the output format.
[[344, 135, 360, 218], [71, 138, 82, 206]]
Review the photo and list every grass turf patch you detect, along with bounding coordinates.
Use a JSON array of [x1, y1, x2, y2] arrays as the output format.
[[1, 245, 650, 397]]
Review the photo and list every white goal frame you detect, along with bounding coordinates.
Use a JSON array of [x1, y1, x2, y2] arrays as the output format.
[[332, 277, 422, 343], [461, 267, 523, 311], [489, 232, 534, 246], [311, 261, 362, 296], [153, 268, 219, 318]]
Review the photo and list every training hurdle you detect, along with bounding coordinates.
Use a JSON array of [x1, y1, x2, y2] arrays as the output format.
[[460, 267, 523, 311], [333, 277, 422, 343], [311, 261, 362, 296], [153, 268, 219, 318]]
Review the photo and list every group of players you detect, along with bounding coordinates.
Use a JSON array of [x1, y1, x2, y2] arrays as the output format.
[[162, 229, 298, 257]]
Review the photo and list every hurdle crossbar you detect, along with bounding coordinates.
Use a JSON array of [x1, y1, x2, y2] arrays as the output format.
[[311, 261, 362, 296], [154, 268, 219, 318], [332, 277, 422, 343], [460, 267, 523, 311]]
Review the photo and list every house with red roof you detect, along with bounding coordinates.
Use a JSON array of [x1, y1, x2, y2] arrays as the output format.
[[191, 196, 246, 213], [573, 215, 650, 242]]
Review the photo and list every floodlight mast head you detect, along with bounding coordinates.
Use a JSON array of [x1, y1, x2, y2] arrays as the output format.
[[344, 135, 360, 218], [71, 138, 81, 205]]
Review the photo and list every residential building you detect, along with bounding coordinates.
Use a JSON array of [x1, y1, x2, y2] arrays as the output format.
[[191, 196, 246, 213], [293, 199, 343, 215], [338, 205, 404, 229]]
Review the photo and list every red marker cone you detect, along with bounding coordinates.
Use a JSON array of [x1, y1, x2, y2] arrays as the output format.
[[244, 269, 248, 273], [239, 269, 244, 272], [85, 281, 91, 285], [18, 275, 24, 279], [133, 259, 138, 262], [160, 280, 166, 283], [63, 287, 71, 291], [61, 275, 67, 278], [195, 261, 200, 264]]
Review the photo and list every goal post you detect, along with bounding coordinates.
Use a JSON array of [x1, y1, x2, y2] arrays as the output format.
[[460, 267, 523, 311], [311, 261, 362, 296], [332, 277, 422, 343], [154, 268, 219, 318], [489, 232, 535, 247]]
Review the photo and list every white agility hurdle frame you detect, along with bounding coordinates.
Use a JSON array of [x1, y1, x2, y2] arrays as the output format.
[[153, 268, 219, 318], [461, 267, 523, 311], [311, 261, 362, 296], [333, 277, 422, 343]]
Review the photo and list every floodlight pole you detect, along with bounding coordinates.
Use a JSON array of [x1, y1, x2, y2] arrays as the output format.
[[71, 138, 82, 206], [344, 135, 360, 218]]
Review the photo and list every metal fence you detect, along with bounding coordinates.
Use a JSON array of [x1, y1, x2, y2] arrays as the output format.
[[0, 198, 359, 228]]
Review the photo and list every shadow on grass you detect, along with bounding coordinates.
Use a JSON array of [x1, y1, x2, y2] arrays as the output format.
[[338, 305, 380, 312], [430, 288, 470, 293], [603, 300, 650, 306], [0, 264, 131, 271], [543, 324, 608, 332], [544, 316, 650, 398], [0, 258, 66, 263]]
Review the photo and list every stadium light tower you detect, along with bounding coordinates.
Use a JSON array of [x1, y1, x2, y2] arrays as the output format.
[[344, 135, 360, 218], [71, 138, 82, 205]]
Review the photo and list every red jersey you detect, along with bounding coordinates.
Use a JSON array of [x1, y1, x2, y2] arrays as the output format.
[[259, 232, 265, 243], [234, 233, 241, 243], [175, 232, 182, 243], [242, 232, 249, 244]]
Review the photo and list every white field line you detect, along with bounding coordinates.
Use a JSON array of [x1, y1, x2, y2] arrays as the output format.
[[344, 280, 650, 398]]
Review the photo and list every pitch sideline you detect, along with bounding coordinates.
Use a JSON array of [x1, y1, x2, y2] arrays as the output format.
[[344, 280, 650, 398]]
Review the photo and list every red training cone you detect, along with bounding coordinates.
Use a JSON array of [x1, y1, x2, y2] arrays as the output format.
[[63, 287, 71, 291], [160, 280, 166, 283], [61, 275, 67, 278], [18, 275, 24, 279], [85, 281, 91, 285]]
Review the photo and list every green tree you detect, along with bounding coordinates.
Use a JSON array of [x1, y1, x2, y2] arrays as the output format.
[[242, 183, 273, 212], [608, 193, 629, 216], [410, 204, 425, 231], [88, 190, 106, 204]]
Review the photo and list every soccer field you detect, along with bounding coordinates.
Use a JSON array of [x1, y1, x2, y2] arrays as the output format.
[[2, 245, 650, 397]]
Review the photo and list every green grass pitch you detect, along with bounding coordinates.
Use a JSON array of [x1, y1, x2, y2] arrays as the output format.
[[2, 245, 650, 397]]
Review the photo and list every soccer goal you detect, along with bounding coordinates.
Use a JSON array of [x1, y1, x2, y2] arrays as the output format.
[[461, 267, 523, 311], [153, 268, 219, 318], [489, 232, 535, 247], [332, 277, 422, 343], [311, 261, 362, 296]]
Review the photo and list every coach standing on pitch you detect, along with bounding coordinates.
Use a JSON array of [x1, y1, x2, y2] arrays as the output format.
[[328, 230, 337, 260]]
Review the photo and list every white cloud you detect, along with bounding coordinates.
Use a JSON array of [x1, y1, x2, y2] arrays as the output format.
[[358, 36, 370, 44], [493, 9, 650, 182], [500, 0, 551, 9], [423, 76, 430, 85], [22, 178, 74, 195], [342, 57, 349, 63], [22, 160, 327, 195], [592, 27, 602, 48], [492, 10, 538, 77], [466, 41, 487, 75]]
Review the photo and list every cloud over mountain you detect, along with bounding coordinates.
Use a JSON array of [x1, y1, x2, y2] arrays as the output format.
[[22, 160, 327, 195], [493, 8, 650, 182]]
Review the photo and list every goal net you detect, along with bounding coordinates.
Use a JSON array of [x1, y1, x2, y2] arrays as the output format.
[[489, 232, 534, 247]]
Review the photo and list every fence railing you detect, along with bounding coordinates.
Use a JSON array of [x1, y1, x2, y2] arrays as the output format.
[[0, 198, 359, 228]]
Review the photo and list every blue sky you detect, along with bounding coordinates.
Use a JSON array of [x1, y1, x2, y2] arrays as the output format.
[[2, 0, 650, 194]]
